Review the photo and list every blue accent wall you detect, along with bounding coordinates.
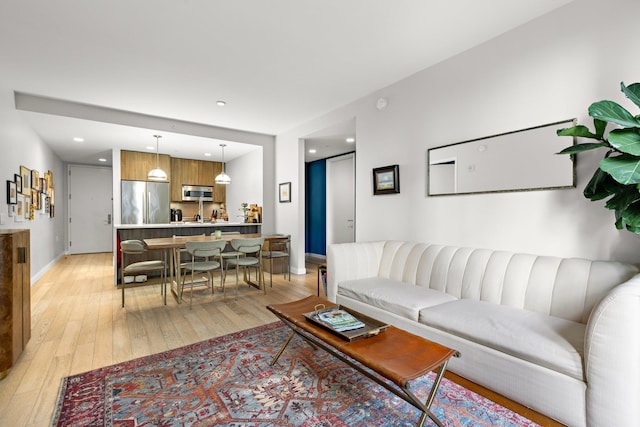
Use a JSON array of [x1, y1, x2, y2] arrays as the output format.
[[305, 159, 326, 255]]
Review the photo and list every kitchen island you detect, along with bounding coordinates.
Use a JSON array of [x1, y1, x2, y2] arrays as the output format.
[[114, 222, 261, 285]]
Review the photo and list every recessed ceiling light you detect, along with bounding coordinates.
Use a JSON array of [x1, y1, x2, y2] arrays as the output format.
[[346, 137, 355, 143], [204, 153, 212, 157], [73, 137, 84, 142], [216, 100, 226, 107], [98, 158, 107, 162], [309, 149, 317, 154], [146, 146, 155, 150]]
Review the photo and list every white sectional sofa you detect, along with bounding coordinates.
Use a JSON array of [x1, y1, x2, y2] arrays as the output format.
[[326, 241, 640, 427]]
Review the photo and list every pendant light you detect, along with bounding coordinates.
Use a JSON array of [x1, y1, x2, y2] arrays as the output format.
[[215, 143, 231, 185], [147, 135, 168, 181]]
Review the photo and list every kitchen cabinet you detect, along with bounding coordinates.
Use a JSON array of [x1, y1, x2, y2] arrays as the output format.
[[121, 150, 171, 182], [212, 162, 226, 202], [0, 229, 30, 380], [171, 157, 225, 202]]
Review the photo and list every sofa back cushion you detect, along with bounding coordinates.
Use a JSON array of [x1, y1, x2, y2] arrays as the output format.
[[379, 241, 638, 323]]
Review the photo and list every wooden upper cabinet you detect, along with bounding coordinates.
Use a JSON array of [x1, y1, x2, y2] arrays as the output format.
[[170, 158, 225, 202], [212, 162, 226, 202], [199, 161, 215, 187], [121, 150, 171, 182]]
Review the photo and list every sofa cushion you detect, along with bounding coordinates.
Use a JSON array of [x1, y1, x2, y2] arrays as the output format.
[[338, 277, 457, 321], [419, 299, 585, 380]]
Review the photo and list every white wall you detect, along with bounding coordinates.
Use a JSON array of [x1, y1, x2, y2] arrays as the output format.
[[277, 0, 640, 266], [225, 147, 264, 224], [0, 88, 66, 282]]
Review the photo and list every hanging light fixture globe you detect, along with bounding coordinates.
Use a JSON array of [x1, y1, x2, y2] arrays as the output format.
[[148, 135, 167, 181], [215, 143, 231, 185]]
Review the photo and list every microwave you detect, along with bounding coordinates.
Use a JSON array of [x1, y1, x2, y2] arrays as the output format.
[[182, 185, 213, 201]]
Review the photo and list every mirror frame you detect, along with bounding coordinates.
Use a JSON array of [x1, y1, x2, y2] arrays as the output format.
[[427, 119, 576, 196]]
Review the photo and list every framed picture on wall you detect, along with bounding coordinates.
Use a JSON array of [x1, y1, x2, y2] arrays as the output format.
[[20, 165, 31, 195], [31, 169, 41, 191], [279, 182, 291, 203], [7, 180, 17, 204], [372, 164, 400, 195], [14, 174, 22, 193], [15, 194, 25, 222]]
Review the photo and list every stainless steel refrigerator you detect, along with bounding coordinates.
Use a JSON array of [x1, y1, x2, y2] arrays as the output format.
[[121, 180, 170, 224]]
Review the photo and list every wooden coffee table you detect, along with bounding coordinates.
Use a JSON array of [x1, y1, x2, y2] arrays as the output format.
[[267, 295, 460, 427]]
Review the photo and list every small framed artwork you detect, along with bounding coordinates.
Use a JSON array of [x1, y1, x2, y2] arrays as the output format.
[[40, 193, 48, 215], [20, 165, 31, 195], [7, 180, 17, 204], [14, 174, 22, 193], [279, 182, 292, 203], [25, 195, 31, 220], [372, 164, 400, 195], [31, 169, 40, 191], [32, 189, 40, 210], [15, 194, 25, 222]]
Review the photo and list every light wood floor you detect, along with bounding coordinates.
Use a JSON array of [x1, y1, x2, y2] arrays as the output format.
[[0, 253, 562, 426]]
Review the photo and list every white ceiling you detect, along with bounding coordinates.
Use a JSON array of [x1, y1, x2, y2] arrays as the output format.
[[0, 0, 575, 165]]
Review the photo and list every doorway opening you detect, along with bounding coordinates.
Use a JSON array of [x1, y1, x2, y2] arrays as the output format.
[[302, 118, 356, 261]]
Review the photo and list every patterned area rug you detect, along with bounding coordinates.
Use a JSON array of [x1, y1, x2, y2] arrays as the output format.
[[51, 322, 540, 426]]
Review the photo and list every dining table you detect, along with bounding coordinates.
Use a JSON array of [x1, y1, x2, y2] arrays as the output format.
[[144, 233, 280, 303]]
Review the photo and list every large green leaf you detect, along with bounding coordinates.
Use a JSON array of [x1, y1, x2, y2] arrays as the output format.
[[557, 142, 608, 155], [600, 154, 640, 185], [584, 167, 620, 200], [621, 81, 640, 110], [608, 128, 640, 155], [589, 100, 640, 128], [556, 125, 599, 139], [621, 200, 640, 230], [594, 118, 607, 139], [604, 185, 640, 211]]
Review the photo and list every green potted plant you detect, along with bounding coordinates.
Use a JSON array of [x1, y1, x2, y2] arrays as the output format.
[[557, 81, 640, 233]]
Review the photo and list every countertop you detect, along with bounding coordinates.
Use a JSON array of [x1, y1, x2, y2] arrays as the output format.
[[115, 222, 261, 229]]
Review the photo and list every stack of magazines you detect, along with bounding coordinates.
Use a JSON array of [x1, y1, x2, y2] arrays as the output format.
[[316, 309, 365, 332]]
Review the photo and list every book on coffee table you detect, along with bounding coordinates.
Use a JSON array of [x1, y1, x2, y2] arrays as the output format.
[[304, 305, 389, 341], [316, 309, 365, 332]]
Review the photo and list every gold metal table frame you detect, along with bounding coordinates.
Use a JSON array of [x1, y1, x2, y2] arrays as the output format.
[[267, 296, 460, 427]]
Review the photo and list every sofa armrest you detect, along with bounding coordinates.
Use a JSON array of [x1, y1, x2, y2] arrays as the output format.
[[326, 241, 385, 303], [584, 273, 640, 426]]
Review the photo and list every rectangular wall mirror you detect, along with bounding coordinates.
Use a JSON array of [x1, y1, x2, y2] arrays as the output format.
[[427, 119, 576, 196]]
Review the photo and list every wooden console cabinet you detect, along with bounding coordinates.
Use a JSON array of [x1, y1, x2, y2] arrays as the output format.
[[0, 229, 30, 380]]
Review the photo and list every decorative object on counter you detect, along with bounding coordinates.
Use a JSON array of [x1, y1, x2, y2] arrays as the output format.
[[558, 81, 640, 234], [239, 202, 249, 222], [373, 164, 400, 195], [247, 204, 261, 223], [219, 203, 228, 221], [147, 135, 168, 181], [279, 181, 291, 203], [215, 143, 231, 185]]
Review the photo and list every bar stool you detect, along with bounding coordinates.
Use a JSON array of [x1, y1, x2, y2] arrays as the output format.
[[262, 235, 290, 288]]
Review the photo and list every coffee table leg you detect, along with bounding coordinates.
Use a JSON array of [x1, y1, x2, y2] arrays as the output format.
[[270, 330, 295, 365], [403, 359, 451, 427]]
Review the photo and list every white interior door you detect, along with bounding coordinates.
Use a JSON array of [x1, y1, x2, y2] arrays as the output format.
[[68, 165, 113, 254], [326, 153, 355, 246]]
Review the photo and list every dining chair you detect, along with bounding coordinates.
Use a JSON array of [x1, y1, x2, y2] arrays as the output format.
[[211, 231, 241, 271], [120, 239, 167, 307], [262, 235, 290, 288], [181, 239, 227, 308], [225, 237, 265, 298]]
